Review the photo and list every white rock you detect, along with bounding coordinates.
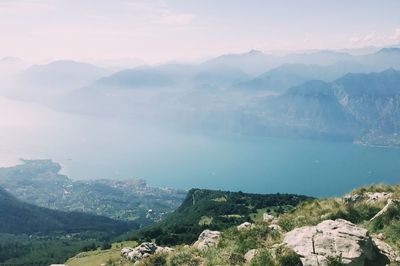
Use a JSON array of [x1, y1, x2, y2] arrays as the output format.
[[268, 224, 282, 231], [121, 247, 134, 256], [237, 222, 253, 230], [155, 246, 174, 254], [263, 213, 274, 223], [284, 219, 383, 265], [344, 192, 392, 205], [193, 229, 221, 250], [343, 194, 363, 204], [365, 192, 393, 203], [122, 242, 172, 262], [244, 249, 258, 262]]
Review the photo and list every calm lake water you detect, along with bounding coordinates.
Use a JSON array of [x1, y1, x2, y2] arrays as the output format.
[[1, 96, 400, 197]]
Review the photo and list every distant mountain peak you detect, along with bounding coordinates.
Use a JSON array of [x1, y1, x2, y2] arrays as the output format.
[[377, 47, 400, 54], [381, 67, 399, 74], [247, 49, 263, 55], [0, 56, 23, 63]]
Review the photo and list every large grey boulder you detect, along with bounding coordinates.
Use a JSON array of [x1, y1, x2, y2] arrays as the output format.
[[193, 229, 221, 250], [283, 219, 390, 266]]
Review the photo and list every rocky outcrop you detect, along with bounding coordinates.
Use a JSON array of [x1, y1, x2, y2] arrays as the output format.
[[193, 229, 221, 250], [344, 192, 393, 204], [365, 192, 393, 203], [121, 242, 173, 262], [283, 219, 390, 266], [372, 236, 400, 264]]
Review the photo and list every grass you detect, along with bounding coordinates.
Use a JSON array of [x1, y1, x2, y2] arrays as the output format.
[[66, 241, 137, 266], [277, 184, 400, 257], [249, 208, 266, 222], [65, 184, 400, 266]]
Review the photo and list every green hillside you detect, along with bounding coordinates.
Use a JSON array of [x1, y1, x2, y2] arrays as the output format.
[[0, 186, 137, 266], [69, 184, 400, 266], [0, 186, 136, 235], [129, 188, 311, 246]]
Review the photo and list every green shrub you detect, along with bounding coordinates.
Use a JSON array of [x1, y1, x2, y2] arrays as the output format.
[[327, 255, 344, 266], [332, 203, 381, 224], [105, 258, 118, 266], [101, 242, 112, 250], [228, 252, 245, 265], [170, 250, 202, 266], [276, 247, 301, 266], [250, 249, 274, 266], [138, 253, 167, 266]]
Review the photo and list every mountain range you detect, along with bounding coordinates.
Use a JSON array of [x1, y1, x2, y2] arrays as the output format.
[[257, 68, 400, 143], [2, 47, 400, 146]]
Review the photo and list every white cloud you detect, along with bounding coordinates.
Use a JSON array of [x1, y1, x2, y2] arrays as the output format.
[[350, 28, 400, 47], [390, 28, 400, 42]]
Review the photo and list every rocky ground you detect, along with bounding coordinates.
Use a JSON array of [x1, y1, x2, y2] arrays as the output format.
[[67, 184, 400, 265]]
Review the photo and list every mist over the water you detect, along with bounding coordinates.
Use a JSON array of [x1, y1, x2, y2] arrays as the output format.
[[1, 94, 400, 197]]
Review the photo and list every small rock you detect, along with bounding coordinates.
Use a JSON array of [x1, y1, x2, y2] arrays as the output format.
[[155, 246, 174, 254], [372, 236, 398, 263], [343, 194, 363, 204], [193, 229, 221, 250], [263, 213, 274, 223], [365, 192, 393, 203], [237, 222, 253, 230], [121, 247, 134, 256], [376, 233, 385, 240], [344, 192, 393, 205], [268, 224, 282, 231], [122, 242, 172, 262], [244, 249, 258, 262]]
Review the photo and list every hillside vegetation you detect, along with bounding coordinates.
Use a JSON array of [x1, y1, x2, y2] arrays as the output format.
[[128, 188, 311, 246], [68, 184, 400, 266], [0, 186, 137, 266]]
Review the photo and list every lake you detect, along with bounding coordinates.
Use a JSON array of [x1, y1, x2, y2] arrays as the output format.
[[0, 96, 399, 197]]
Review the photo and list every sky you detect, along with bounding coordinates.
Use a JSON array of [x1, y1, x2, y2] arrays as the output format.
[[1, 0, 400, 63]]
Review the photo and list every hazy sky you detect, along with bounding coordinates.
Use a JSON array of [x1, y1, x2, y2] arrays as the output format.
[[1, 0, 400, 63]]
